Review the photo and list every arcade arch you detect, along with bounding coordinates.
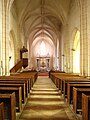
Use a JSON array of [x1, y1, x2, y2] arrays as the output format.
[[73, 30, 80, 73]]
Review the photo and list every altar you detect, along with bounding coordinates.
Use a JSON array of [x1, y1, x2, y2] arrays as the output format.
[[36, 57, 50, 72]]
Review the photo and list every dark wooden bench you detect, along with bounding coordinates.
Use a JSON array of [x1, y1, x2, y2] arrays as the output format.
[[0, 87, 22, 112], [0, 77, 29, 93], [73, 87, 90, 113], [0, 83, 26, 103], [50, 73, 67, 87], [0, 102, 4, 120], [0, 71, 38, 104], [51, 73, 83, 91], [0, 79, 28, 98], [61, 77, 87, 93], [82, 93, 90, 120], [49, 70, 65, 78], [0, 92, 16, 120], [63, 80, 90, 97], [12, 71, 37, 88], [9, 77, 31, 93], [0, 71, 37, 92], [67, 83, 90, 104]]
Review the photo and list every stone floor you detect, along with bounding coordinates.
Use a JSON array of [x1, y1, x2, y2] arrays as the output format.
[[17, 76, 80, 120]]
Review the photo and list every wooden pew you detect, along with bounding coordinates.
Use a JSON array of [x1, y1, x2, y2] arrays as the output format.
[[0, 77, 30, 93], [73, 87, 90, 113], [50, 73, 66, 85], [60, 76, 87, 93], [9, 76, 32, 91], [82, 93, 90, 120], [67, 83, 90, 104], [0, 71, 38, 92], [11, 71, 38, 81], [63, 80, 90, 98], [49, 71, 65, 79], [0, 102, 4, 120], [11, 71, 38, 88], [0, 71, 38, 104], [0, 83, 26, 103], [0, 79, 28, 98], [9, 77, 31, 93], [0, 92, 16, 120], [0, 87, 22, 112], [50, 73, 82, 91]]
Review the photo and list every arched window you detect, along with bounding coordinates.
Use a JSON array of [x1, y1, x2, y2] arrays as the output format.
[[40, 41, 47, 57], [9, 30, 15, 70], [73, 30, 80, 73]]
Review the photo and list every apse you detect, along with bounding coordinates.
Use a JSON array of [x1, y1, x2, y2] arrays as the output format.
[[32, 36, 54, 58], [29, 36, 55, 69]]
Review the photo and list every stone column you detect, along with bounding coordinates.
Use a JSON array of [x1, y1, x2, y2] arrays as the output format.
[[80, 0, 88, 76], [0, 0, 2, 75], [2, 0, 9, 75], [86, 0, 90, 76]]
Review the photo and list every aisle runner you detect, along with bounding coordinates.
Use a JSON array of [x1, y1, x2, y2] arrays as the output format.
[[19, 76, 78, 120]]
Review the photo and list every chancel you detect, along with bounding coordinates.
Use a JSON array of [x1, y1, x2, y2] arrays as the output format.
[[36, 40, 50, 72], [0, 0, 90, 120]]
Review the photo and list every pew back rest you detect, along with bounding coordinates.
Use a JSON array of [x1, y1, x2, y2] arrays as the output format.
[[0, 102, 4, 120]]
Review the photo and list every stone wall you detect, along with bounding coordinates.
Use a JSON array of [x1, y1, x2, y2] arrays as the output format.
[[61, 0, 80, 73], [10, 3, 22, 64]]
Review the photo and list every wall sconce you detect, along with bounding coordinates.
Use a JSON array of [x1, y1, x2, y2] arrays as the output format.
[[62, 54, 65, 57], [1, 60, 3, 68], [71, 48, 75, 51], [9, 56, 12, 61]]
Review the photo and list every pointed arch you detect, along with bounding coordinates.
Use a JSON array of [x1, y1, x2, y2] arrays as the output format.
[[72, 29, 80, 73], [9, 30, 15, 69]]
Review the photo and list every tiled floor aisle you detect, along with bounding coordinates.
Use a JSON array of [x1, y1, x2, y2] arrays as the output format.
[[18, 76, 78, 120]]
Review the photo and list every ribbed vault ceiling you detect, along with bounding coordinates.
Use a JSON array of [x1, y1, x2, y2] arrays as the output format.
[[12, 0, 71, 44]]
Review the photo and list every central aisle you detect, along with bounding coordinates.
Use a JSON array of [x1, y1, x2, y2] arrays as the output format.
[[18, 76, 78, 120]]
